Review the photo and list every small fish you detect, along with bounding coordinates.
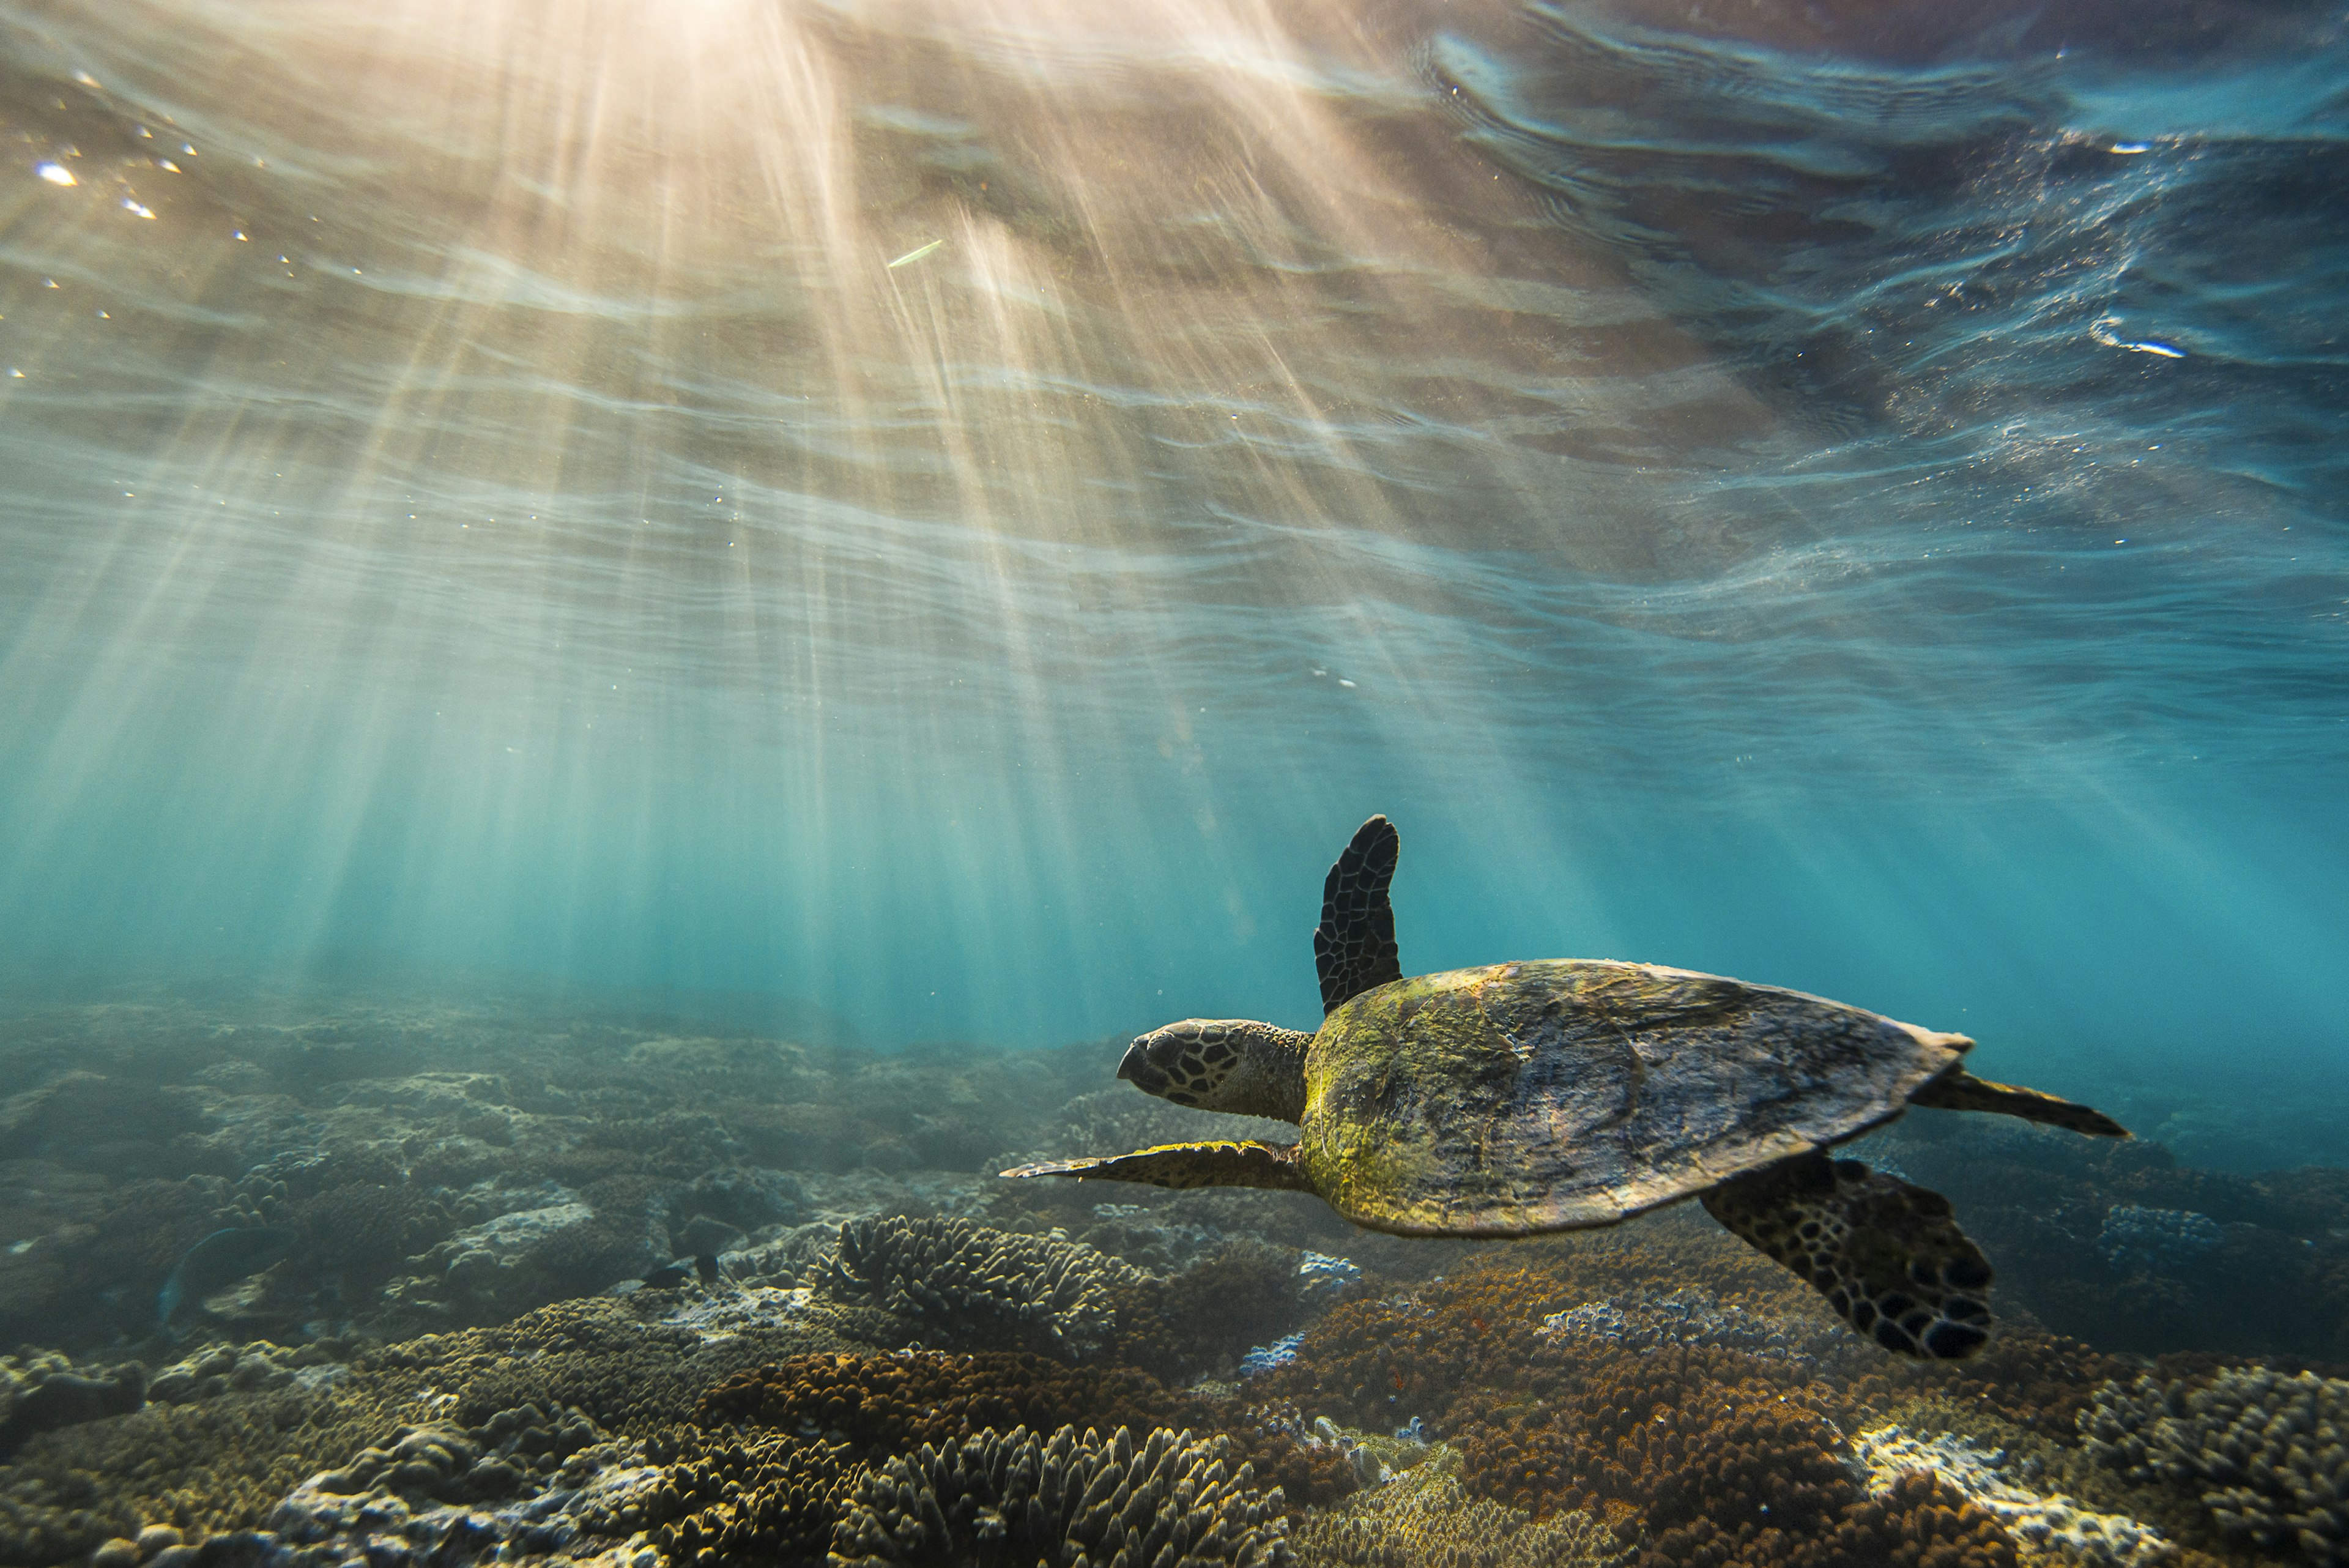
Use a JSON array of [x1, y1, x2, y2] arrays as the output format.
[[157, 1225, 298, 1330], [640, 1261, 692, 1289], [886, 239, 943, 269], [694, 1253, 720, 1286]]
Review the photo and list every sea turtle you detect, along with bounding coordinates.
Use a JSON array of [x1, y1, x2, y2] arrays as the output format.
[[1004, 816, 2128, 1359]]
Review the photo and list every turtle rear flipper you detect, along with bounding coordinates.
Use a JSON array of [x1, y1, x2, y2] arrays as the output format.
[[1001, 1140, 1315, 1193], [1910, 1068, 2129, 1137], [1700, 1152, 1994, 1361]]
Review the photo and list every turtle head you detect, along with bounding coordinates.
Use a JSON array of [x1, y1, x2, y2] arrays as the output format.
[[1119, 1019, 1312, 1123]]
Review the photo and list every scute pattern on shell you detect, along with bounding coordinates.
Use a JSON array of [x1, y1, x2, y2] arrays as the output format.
[[820, 1215, 1149, 1359], [1299, 961, 1965, 1236], [829, 1423, 1291, 1568]]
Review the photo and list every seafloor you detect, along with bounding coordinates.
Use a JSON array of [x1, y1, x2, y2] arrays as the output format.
[[1, 985, 2344, 1568]]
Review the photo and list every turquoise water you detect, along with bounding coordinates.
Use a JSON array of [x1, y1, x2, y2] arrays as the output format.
[[2, 0, 2345, 1132]]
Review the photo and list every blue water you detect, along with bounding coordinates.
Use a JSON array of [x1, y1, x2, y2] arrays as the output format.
[[1, 0, 2343, 1151]]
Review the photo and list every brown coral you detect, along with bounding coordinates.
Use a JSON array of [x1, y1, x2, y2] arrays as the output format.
[[2084, 1364, 2349, 1565], [647, 1429, 863, 1567], [694, 1351, 1352, 1512], [1642, 1471, 2017, 1568], [1293, 1456, 1624, 1568], [819, 1215, 1149, 1360], [828, 1424, 1290, 1568], [1108, 1241, 1317, 1380]]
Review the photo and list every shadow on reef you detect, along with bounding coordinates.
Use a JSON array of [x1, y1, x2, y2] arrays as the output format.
[[1, 983, 2347, 1568]]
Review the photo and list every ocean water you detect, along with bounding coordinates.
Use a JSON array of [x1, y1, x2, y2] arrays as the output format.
[[1, 0, 2345, 1563]]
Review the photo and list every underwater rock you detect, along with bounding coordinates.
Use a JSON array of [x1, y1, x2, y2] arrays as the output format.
[[829, 1423, 1291, 1568], [385, 1189, 673, 1327], [1853, 1424, 2169, 1567], [146, 1340, 348, 1405], [0, 1356, 148, 1458], [0, 1071, 209, 1175], [1293, 1453, 1624, 1568], [2082, 1365, 2349, 1565], [267, 1403, 659, 1567], [819, 1214, 1148, 1359]]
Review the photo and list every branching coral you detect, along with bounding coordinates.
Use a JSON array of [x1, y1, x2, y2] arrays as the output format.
[[648, 1428, 864, 1567], [829, 1423, 1290, 1568], [694, 1350, 1353, 1512], [819, 1215, 1149, 1359], [1293, 1452, 1624, 1568], [2083, 1365, 2349, 1565]]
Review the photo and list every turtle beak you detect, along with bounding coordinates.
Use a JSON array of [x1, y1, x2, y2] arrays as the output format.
[[1117, 1036, 1170, 1093]]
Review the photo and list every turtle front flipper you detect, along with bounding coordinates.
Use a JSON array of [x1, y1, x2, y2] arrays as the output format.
[[1699, 1152, 1994, 1361], [1315, 815, 1403, 1014], [1001, 1140, 1316, 1194]]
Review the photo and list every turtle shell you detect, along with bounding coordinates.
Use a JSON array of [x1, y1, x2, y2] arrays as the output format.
[[1296, 959, 1969, 1237]]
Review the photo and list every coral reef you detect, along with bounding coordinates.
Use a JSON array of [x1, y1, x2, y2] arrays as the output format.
[[261, 1403, 661, 1568], [692, 1350, 1353, 1511], [1854, 1424, 2169, 1567], [828, 1423, 1290, 1568], [1294, 1453, 1623, 1568], [1536, 1287, 1847, 1366], [819, 1214, 1149, 1358], [0, 1295, 866, 1566], [1110, 1241, 1329, 1380], [648, 1427, 863, 1566], [1874, 1119, 2349, 1361], [5, 985, 2348, 1568], [2083, 1365, 2349, 1565], [0, 1353, 149, 1461], [2098, 1208, 2227, 1278]]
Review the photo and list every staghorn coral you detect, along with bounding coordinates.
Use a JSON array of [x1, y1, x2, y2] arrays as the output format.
[[820, 1214, 1150, 1359], [2083, 1366, 2349, 1565], [1293, 1451, 1624, 1568], [829, 1423, 1290, 1568]]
